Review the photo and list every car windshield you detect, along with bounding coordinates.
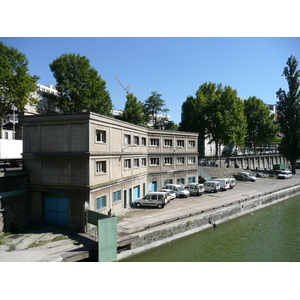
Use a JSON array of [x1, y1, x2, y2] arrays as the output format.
[[178, 187, 184, 191]]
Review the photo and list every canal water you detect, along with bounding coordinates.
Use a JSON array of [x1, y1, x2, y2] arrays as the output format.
[[121, 194, 300, 262]]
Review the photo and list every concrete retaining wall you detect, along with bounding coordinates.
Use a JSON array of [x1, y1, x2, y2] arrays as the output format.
[[199, 154, 288, 170], [0, 171, 29, 233], [117, 184, 300, 260]]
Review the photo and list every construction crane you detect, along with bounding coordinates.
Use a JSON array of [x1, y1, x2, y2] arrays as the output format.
[[115, 77, 130, 95]]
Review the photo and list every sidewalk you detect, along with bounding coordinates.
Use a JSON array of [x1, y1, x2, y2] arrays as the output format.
[[0, 226, 97, 262]]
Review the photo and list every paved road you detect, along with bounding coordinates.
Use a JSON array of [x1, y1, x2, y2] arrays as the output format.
[[117, 173, 300, 238]]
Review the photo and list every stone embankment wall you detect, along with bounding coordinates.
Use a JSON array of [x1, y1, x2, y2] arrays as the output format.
[[117, 183, 300, 260], [199, 154, 288, 170]]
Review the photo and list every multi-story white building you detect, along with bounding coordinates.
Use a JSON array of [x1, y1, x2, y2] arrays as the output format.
[[25, 83, 58, 115], [22, 112, 198, 231]]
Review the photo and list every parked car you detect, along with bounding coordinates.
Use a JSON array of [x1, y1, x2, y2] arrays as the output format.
[[213, 178, 230, 191], [238, 172, 256, 182], [184, 183, 205, 196], [227, 178, 236, 189], [163, 184, 190, 198], [159, 189, 176, 200], [133, 192, 169, 209], [278, 170, 292, 179], [203, 181, 220, 193]]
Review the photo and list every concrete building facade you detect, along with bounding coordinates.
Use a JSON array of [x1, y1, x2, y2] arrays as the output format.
[[22, 112, 198, 231]]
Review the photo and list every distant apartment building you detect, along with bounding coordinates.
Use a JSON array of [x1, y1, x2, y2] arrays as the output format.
[[112, 109, 171, 128], [1, 84, 58, 140], [22, 112, 198, 231], [25, 84, 58, 115]]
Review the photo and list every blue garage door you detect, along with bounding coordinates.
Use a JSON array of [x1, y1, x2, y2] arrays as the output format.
[[152, 181, 157, 192], [133, 186, 140, 201], [44, 196, 69, 227]]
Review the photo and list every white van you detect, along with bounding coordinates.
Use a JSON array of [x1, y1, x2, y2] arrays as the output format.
[[203, 181, 220, 193], [163, 184, 190, 198], [133, 192, 169, 209], [184, 183, 205, 196], [213, 178, 230, 191], [278, 170, 292, 179]]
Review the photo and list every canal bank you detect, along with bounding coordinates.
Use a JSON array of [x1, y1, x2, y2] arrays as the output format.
[[117, 174, 300, 261]]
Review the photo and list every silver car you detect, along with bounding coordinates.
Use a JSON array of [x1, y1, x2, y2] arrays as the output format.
[[133, 192, 169, 209], [159, 189, 176, 200]]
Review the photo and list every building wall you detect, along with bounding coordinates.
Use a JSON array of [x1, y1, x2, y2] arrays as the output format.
[[22, 112, 198, 231], [0, 171, 29, 232]]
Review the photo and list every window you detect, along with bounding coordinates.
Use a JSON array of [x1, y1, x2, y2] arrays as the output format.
[[113, 190, 121, 203], [164, 157, 173, 165], [177, 157, 185, 164], [188, 140, 195, 147], [95, 129, 106, 143], [177, 178, 185, 185], [124, 134, 131, 145], [142, 158, 147, 167], [150, 138, 159, 146], [177, 140, 185, 147], [164, 179, 173, 185], [142, 137, 147, 146], [96, 161, 106, 174], [124, 159, 131, 169], [134, 136, 139, 145], [150, 158, 159, 165], [96, 195, 107, 210], [188, 157, 196, 164], [164, 139, 173, 147], [134, 158, 140, 167], [188, 177, 196, 183]]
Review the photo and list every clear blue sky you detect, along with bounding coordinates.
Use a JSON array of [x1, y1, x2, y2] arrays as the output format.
[[1, 37, 300, 124]]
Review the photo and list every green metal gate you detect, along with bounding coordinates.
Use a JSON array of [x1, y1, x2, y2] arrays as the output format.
[[87, 210, 117, 262]]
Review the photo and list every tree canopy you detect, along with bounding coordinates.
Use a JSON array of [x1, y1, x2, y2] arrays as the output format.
[[181, 82, 247, 156], [49, 53, 113, 116], [0, 41, 39, 138], [244, 96, 279, 150], [180, 95, 204, 134], [143, 91, 169, 129], [276, 55, 300, 173], [121, 93, 147, 125]]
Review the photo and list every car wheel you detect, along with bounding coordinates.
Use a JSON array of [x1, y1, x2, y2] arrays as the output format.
[[157, 204, 163, 209], [136, 202, 141, 208]]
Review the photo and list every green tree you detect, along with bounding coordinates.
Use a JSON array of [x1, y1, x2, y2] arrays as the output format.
[[157, 119, 179, 131], [122, 93, 147, 125], [143, 91, 169, 129], [180, 95, 206, 138], [216, 85, 247, 149], [0, 41, 39, 138], [203, 84, 247, 156], [181, 82, 247, 156], [49, 53, 113, 116], [244, 96, 279, 151], [195, 82, 223, 156], [276, 55, 300, 174]]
